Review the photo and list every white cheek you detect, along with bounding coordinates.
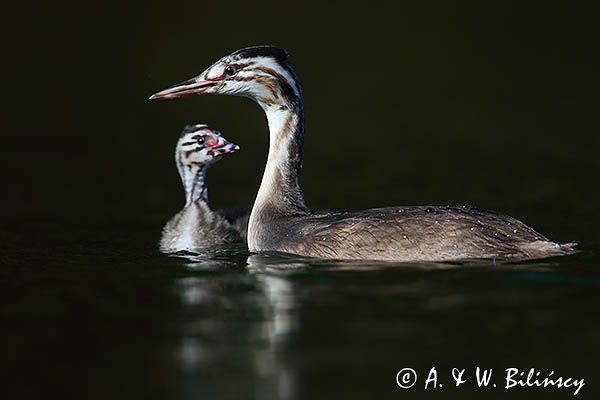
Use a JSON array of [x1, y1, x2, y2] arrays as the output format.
[[253, 57, 300, 97], [220, 80, 255, 97], [237, 70, 253, 79], [253, 88, 273, 101], [238, 73, 276, 99], [185, 152, 209, 164]]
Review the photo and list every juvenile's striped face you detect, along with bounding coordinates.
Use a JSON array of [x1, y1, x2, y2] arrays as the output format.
[[176, 125, 239, 168], [150, 46, 301, 108]]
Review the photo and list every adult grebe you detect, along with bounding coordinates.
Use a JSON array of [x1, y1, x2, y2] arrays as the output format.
[[160, 124, 249, 252], [150, 46, 575, 261]]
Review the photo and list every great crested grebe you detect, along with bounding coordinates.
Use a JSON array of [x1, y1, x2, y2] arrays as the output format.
[[150, 46, 576, 262], [160, 124, 249, 253]]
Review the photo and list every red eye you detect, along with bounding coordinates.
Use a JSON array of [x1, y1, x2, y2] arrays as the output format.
[[225, 64, 238, 76]]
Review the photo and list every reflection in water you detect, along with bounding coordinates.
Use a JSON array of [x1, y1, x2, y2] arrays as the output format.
[[168, 249, 589, 399], [255, 274, 298, 341], [246, 252, 313, 272], [173, 253, 302, 399]]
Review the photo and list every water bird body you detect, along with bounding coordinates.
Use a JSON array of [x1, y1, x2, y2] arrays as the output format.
[[151, 46, 575, 262], [160, 124, 249, 253]]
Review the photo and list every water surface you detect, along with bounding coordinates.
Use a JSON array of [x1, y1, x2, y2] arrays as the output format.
[[2, 217, 598, 399]]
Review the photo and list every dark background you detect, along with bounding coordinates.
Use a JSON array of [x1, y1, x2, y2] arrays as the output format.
[[4, 2, 599, 232], [2, 2, 599, 399]]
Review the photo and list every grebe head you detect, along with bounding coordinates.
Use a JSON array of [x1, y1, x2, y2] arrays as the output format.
[[176, 124, 239, 205], [176, 124, 239, 168], [150, 46, 301, 108]]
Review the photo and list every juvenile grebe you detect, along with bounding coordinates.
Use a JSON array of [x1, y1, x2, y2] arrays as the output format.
[[160, 124, 249, 252], [151, 46, 576, 261]]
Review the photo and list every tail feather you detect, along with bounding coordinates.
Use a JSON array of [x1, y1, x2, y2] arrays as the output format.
[[519, 240, 579, 259], [558, 242, 578, 253]]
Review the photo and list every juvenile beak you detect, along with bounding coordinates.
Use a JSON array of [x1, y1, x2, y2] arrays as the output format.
[[208, 139, 240, 157], [149, 76, 217, 100]]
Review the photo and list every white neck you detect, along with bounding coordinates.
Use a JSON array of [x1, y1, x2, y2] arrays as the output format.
[[248, 101, 309, 250], [181, 165, 208, 206]]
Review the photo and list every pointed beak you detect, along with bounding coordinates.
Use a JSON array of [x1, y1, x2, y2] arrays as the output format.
[[207, 139, 240, 157], [149, 76, 218, 100]]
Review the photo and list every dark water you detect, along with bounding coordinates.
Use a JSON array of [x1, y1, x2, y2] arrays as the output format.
[[3, 222, 599, 399], [3, 2, 600, 399]]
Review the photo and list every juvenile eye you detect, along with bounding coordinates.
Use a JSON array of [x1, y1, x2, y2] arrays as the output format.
[[190, 134, 205, 145], [225, 64, 238, 76]]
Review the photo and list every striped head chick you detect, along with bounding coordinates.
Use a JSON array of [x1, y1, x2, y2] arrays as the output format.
[[176, 124, 240, 206], [150, 46, 301, 111]]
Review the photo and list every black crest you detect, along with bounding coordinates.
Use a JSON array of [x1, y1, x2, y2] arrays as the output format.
[[232, 46, 289, 65]]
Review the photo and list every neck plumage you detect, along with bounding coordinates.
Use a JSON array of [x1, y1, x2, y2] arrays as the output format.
[[181, 165, 208, 206], [252, 97, 309, 218]]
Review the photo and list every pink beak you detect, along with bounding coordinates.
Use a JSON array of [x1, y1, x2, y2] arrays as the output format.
[[207, 138, 240, 157], [149, 77, 217, 100]]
